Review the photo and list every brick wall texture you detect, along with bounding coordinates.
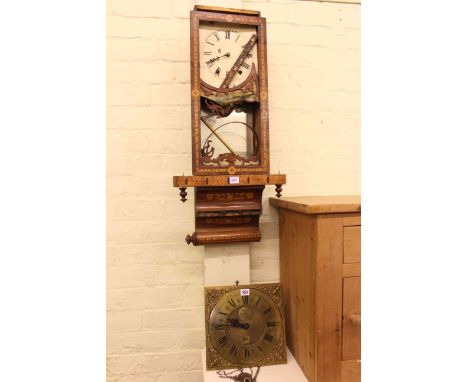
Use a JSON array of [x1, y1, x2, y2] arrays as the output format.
[[107, 0, 360, 380]]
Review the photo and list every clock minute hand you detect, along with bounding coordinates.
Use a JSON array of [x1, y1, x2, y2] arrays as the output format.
[[205, 52, 231, 66], [221, 33, 257, 88]]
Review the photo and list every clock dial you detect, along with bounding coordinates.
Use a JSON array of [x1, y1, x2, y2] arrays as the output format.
[[208, 287, 283, 365], [199, 23, 258, 89]]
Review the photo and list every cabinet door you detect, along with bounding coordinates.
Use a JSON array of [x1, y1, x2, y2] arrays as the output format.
[[342, 276, 361, 361]]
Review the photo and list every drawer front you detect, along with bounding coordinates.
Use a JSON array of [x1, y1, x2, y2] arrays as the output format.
[[342, 276, 361, 361], [343, 226, 361, 263], [342, 360, 361, 382]]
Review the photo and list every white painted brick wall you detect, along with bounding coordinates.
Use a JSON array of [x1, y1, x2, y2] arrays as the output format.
[[107, 0, 360, 380]]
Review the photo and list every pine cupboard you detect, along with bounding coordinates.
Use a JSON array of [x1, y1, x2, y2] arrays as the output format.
[[269, 196, 361, 382]]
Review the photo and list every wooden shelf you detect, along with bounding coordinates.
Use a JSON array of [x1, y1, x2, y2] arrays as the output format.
[[173, 174, 286, 188], [269, 195, 360, 214]]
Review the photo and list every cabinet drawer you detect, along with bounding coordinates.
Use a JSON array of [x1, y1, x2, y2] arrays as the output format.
[[343, 226, 361, 263], [342, 277, 361, 361], [342, 360, 361, 382]]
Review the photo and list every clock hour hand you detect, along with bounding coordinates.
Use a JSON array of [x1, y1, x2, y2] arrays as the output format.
[[221, 33, 257, 88], [228, 318, 250, 330]]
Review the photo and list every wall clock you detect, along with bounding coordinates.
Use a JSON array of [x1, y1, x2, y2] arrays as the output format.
[[204, 283, 287, 370], [172, 5, 286, 246]]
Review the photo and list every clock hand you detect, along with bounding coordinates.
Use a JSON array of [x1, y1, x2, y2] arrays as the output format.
[[221, 33, 257, 88], [205, 52, 230, 66], [227, 318, 250, 330]]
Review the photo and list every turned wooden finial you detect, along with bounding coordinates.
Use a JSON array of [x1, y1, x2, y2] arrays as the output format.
[[275, 184, 282, 198], [179, 187, 187, 202]]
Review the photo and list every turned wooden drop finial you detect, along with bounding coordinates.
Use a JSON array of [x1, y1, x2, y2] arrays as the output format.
[[179, 187, 187, 202], [185, 234, 194, 245], [275, 184, 283, 198]]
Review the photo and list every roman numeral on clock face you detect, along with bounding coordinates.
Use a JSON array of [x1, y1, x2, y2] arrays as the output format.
[[242, 295, 249, 305], [244, 347, 250, 358], [267, 321, 276, 327], [241, 62, 250, 70], [229, 344, 238, 356], [225, 30, 230, 39], [218, 335, 229, 347], [228, 298, 236, 308], [263, 333, 274, 343]]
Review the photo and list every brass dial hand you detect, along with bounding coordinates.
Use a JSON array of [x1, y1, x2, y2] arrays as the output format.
[[228, 318, 250, 330], [221, 34, 257, 88]]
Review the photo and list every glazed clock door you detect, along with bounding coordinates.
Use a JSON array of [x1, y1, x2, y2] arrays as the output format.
[[190, 10, 270, 176]]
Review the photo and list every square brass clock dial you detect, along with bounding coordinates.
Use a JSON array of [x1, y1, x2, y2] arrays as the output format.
[[204, 283, 287, 370]]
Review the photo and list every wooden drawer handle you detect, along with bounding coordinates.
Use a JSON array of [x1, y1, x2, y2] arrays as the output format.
[[350, 314, 361, 326]]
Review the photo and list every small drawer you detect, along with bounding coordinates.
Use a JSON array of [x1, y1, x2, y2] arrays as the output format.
[[342, 276, 361, 361], [343, 226, 361, 264]]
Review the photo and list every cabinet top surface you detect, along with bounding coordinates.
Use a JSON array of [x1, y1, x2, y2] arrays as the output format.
[[269, 195, 361, 214]]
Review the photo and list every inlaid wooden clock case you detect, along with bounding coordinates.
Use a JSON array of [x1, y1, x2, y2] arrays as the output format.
[[190, 7, 269, 176], [172, 6, 286, 246]]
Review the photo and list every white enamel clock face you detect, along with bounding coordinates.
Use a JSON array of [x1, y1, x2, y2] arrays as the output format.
[[199, 23, 259, 89]]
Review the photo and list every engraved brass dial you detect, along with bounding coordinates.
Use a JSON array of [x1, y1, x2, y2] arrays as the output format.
[[207, 286, 284, 367]]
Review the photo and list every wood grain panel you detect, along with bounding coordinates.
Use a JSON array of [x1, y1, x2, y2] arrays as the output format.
[[341, 360, 361, 382], [343, 263, 360, 278], [342, 277, 361, 361], [315, 214, 344, 382], [342, 215, 361, 227], [343, 226, 361, 263], [279, 209, 315, 379]]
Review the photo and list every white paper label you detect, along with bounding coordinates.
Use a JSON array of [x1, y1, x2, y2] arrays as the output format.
[[229, 176, 240, 184], [240, 288, 250, 296]]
